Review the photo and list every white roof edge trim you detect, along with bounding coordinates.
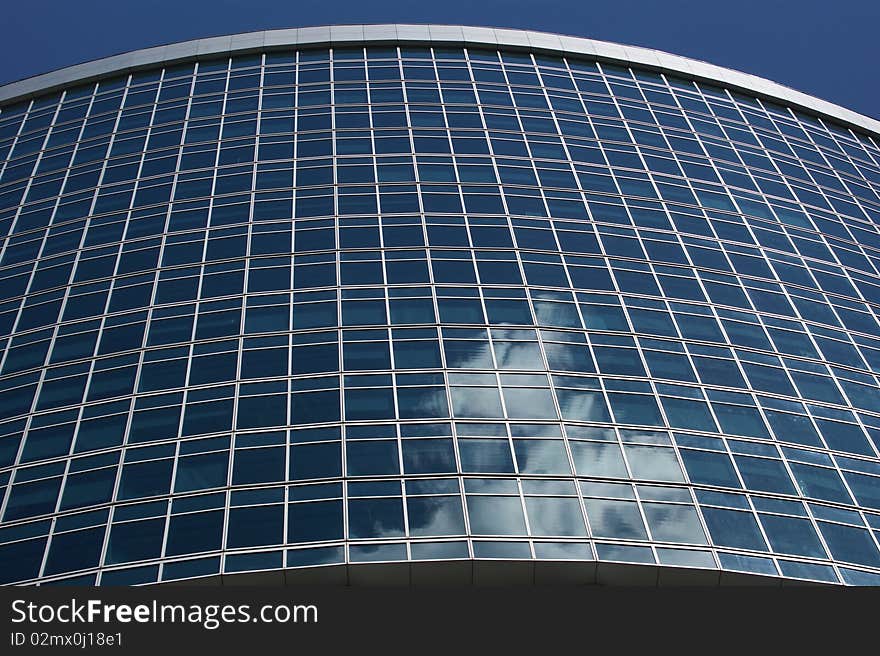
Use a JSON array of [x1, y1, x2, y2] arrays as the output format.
[[1, 24, 877, 137]]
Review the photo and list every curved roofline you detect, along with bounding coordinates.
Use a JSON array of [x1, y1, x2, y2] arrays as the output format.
[[0, 24, 877, 138]]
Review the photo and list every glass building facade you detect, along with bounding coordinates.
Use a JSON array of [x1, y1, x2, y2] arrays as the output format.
[[1, 25, 880, 586]]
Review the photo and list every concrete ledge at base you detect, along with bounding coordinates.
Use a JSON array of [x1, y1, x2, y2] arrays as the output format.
[[656, 566, 721, 587], [779, 577, 832, 587], [410, 561, 474, 587], [222, 569, 286, 587], [596, 562, 659, 586], [533, 561, 598, 585], [472, 560, 534, 586], [284, 564, 348, 586], [719, 570, 782, 587], [348, 562, 411, 587], [149, 560, 823, 587], [161, 574, 223, 587]]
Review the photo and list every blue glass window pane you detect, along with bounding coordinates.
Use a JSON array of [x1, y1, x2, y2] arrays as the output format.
[[343, 340, 391, 371], [843, 471, 880, 511], [764, 411, 823, 447], [533, 301, 582, 328], [702, 507, 767, 551], [346, 440, 400, 476], [513, 439, 571, 474], [583, 499, 647, 540], [817, 522, 880, 568], [232, 447, 285, 485], [570, 441, 628, 477], [733, 455, 796, 495], [623, 445, 685, 482], [342, 300, 387, 326], [0, 538, 47, 584], [485, 299, 533, 325], [190, 353, 237, 385], [289, 442, 342, 480], [75, 413, 128, 451], [680, 449, 741, 488], [106, 518, 165, 564], [503, 387, 558, 419], [348, 498, 405, 538], [5, 478, 62, 520], [466, 496, 527, 535], [816, 419, 874, 457], [556, 389, 611, 422], [118, 460, 173, 500], [581, 305, 629, 332], [44, 527, 104, 575], [407, 496, 466, 536], [60, 468, 116, 510], [608, 393, 664, 426], [759, 514, 826, 558], [459, 438, 514, 473], [789, 463, 852, 504], [644, 351, 696, 382], [0, 434, 22, 467], [494, 342, 544, 370], [344, 387, 395, 420], [444, 341, 493, 368], [389, 298, 435, 324], [174, 452, 228, 492], [129, 405, 180, 444], [628, 309, 678, 337], [642, 503, 707, 545], [291, 389, 340, 424], [182, 399, 233, 436], [288, 500, 343, 542], [450, 386, 503, 418], [401, 439, 456, 473], [525, 497, 587, 537], [237, 395, 287, 429], [241, 348, 288, 378], [711, 403, 770, 438], [227, 505, 284, 548], [291, 344, 339, 375], [594, 347, 646, 376], [544, 343, 594, 373], [393, 341, 442, 368], [292, 302, 336, 330], [396, 387, 449, 419], [437, 298, 484, 324], [661, 396, 717, 431]]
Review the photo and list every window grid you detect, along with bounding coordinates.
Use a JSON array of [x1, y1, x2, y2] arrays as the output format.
[[1, 43, 880, 586]]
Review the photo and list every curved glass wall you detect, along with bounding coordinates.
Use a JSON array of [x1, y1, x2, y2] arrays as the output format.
[[1, 33, 880, 586]]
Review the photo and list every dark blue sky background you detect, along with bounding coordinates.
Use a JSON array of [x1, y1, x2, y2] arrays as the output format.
[[1, 0, 877, 119]]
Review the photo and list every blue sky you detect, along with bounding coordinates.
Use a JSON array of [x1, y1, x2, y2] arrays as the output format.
[[1, 0, 877, 119]]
